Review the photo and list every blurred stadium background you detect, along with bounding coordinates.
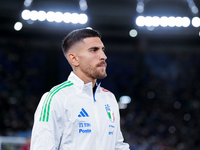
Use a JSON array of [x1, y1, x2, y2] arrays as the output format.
[[0, 0, 200, 149]]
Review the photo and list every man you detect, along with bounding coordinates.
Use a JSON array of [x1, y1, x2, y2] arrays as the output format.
[[30, 28, 130, 150]]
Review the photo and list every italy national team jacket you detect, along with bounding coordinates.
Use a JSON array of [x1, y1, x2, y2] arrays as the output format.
[[30, 72, 130, 150]]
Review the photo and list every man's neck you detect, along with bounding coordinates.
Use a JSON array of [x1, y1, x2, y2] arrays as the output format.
[[73, 70, 96, 88]]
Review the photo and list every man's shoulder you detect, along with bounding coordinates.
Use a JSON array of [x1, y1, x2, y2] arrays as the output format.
[[99, 86, 115, 97], [47, 80, 75, 99], [99, 87, 119, 108], [100, 87, 112, 93], [51, 80, 74, 91], [39, 80, 75, 110]]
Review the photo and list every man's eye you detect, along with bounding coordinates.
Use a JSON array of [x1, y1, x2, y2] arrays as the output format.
[[91, 48, 98, 52]]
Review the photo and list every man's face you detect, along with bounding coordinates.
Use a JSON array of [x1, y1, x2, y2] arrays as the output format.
[[76, 37, 107, 80]]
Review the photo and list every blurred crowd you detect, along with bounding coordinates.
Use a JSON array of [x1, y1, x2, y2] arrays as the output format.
[[111, 52, 200, 150], [0, 45, 200, 150], [0, 46, 45, 136]]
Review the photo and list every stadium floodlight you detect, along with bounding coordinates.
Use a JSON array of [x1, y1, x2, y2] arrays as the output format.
[[38, 11, 46, 21], [79, 14, 88, 24], [192, 17, 200, 27], [30, 10, 38, 21], [21, 10, 30, 20], [160, 16, 168, 27], [191, 6, 199, 14], [119, 96, 131, 104], [136, 16, 192, 28], [63, 13, 71, 23], [79, 0, 88, 11], [168, 16, 176, 27], [71, 13, 79, 24], [14, 22, 23, 31], [179, 17, 183, 27], [182, 17, 190, 27], [21, 9, 88, 24], [118, 102, 127, 109], [24, 0, 33, 7], [136, 16, 145, 27], [129, 29, 138, 37], [54, 12, 63, 23], [187, 0, 199, 14], [136, 2, 144, 13], [174, 17, 180, 27], [152, 16, 160, 27], [145, 16, 153, 27], [46, 11, 55, 22]]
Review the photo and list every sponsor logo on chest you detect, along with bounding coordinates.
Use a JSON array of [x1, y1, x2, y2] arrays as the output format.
[[78, 108, 91, 133]]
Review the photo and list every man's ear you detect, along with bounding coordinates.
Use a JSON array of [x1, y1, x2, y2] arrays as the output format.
[[67, 53, 79, 67]]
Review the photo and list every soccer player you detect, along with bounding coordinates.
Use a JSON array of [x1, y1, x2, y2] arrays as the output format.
[[30, 28, 130, 150]]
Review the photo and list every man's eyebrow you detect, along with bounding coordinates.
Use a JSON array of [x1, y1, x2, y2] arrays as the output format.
[[88, 46, 99, 49], [88, 46, 105, 50]]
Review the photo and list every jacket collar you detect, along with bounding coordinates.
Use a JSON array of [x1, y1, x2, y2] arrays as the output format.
[[67, 71, 85, 89], [68, 72, 103, 102], [67, 72, 101, 94]]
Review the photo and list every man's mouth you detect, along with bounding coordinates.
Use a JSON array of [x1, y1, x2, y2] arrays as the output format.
[[97, 62, 107, 68]]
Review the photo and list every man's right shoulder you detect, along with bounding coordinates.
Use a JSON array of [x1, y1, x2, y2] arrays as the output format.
[[51, 80, 74, 91], [37, 80, 75, 118], [44, 80, 75, 100], [52, 80, 75, 93]]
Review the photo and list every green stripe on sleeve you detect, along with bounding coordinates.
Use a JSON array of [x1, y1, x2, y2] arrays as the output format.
[[39, 81, 73, 122], [39, 81, 69, 121], [45, 82, 73, 122]]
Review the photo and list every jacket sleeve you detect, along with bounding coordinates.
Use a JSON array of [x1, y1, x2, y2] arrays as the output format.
[[114, 99, 130, 150], [30, 92, 63, 150]]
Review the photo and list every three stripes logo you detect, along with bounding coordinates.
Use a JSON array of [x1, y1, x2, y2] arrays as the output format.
[[78, 108, 89, 117], [39, 80, 73, 122]]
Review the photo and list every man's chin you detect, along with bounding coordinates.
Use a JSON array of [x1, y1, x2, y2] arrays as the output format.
[[92, 71, 106, 79], [97, 73, 107, 79]]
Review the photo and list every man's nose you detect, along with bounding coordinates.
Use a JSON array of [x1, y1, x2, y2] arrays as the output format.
[[100, 50, 107, 60]]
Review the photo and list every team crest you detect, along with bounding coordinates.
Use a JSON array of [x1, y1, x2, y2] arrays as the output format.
[[105, 104, 115, 122]]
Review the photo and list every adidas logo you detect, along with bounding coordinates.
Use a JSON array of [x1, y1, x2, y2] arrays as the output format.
[[78, 108, 89, 117]]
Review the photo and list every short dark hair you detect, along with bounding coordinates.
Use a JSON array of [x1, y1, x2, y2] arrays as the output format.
[[61, 28, 101, 53]]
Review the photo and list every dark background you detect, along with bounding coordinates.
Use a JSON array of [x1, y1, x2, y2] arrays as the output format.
[[0, 0, 200, 149]]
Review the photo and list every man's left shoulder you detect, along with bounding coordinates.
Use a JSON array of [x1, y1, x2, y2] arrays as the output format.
[[100, 87, 112, 94], [99, 87, 116, 98]]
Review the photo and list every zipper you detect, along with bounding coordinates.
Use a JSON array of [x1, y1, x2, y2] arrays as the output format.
[[93, 83, 101, 150]]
